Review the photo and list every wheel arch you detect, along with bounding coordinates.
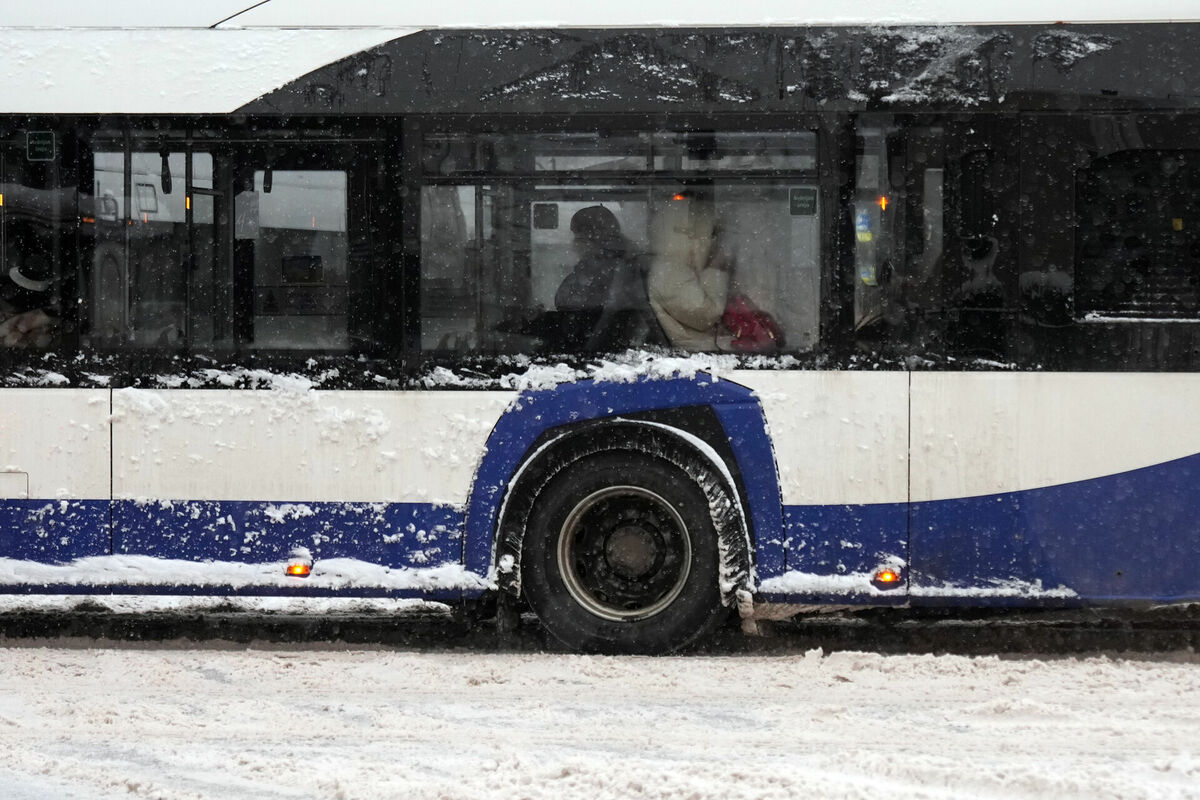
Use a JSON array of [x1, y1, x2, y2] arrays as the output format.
[[498, 418, 753, 604], [462, 377, 784, 598]]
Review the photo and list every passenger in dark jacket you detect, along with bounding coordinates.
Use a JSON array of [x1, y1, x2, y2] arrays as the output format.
[[554, 206, 662, 351], [555, 206, 629, 312]]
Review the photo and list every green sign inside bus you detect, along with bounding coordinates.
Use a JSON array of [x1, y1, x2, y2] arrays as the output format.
[[789, 187, 817, 216], [26, 131, 54, 162]]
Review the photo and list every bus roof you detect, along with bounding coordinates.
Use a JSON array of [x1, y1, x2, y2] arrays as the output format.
[[0, 0, 1193, 29]]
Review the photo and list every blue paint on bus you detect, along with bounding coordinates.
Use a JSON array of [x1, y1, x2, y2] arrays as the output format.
[[0, 499, 109, 561], [783, 502, 908, 577], [112, 500, 464, 570], [910, 450, 1200, 603], [711, 402, 786, 577]]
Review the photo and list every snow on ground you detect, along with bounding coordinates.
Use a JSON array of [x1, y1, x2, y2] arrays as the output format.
[[0, 644, 1198, 799]]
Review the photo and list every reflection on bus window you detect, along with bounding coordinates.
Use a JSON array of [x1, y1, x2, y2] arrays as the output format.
[[853, 130, 891, 331], [1077, 150, 1200, 320], [1, 145, 66, 349], [89, 144, 192, 348], [238, 170, 349, 350]]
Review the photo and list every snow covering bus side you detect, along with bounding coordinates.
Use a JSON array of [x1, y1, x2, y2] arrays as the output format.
[[1, 20, 1200, 653]]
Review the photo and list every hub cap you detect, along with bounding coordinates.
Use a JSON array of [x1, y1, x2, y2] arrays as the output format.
[[556, 485, 692, 621]]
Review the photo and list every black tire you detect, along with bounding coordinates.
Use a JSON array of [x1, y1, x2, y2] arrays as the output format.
[[521, 449, 728, 654]]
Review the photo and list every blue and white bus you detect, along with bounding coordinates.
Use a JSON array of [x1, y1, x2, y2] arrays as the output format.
[[1, 4, 1199, 652]]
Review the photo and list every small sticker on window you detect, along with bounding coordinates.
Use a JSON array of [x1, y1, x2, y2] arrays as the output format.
[[789, 187, 817, 216]]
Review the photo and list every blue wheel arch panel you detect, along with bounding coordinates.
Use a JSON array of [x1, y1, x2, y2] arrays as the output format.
[[462, 375, 786, 580]]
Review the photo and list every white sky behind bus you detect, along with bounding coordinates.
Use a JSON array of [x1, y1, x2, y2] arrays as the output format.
[[0, 0, 1193, 27]]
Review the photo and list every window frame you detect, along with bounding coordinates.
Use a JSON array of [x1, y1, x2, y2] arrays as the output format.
[[402, 113, 837, 363]]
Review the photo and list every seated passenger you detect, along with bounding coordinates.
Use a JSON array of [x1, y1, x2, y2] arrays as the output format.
[[555, 206, 661, 351], [0, 256, 58, 348], [647, 197, 731, 351]]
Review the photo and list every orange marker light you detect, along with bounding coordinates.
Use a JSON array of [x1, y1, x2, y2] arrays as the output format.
[[0, 192, 5, 207], [874, 567, 901, 584], [878, 195, 889, 211], [672, 193, 687, 201], [286, 562, 311, 578], [186, 195, 191, 211]]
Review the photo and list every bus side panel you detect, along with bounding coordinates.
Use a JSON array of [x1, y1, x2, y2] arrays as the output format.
[[910, 372, 1200, 602], [0, 388, 111, 563], [727, 371, 910, 596], [782, 503, 909, 580], [109, 388, 511, 575]]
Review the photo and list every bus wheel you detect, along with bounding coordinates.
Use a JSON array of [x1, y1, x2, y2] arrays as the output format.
[[521, 450, 726, 654]]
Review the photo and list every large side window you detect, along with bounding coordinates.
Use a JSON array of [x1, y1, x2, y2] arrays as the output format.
[[417, 129, 821, 355], [1018, 113, 1200, 370], [1076, 150, 1200, 319], [87, 131, 371, 355]]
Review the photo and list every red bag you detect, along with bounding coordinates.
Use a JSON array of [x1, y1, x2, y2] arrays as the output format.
[[721, 294, 784, 352]]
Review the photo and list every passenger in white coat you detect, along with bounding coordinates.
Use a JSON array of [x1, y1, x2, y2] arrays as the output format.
[[647, 196, 731, 351]]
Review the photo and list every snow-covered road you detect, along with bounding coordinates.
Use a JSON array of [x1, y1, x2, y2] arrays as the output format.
[[1, 644, 1198, 799]]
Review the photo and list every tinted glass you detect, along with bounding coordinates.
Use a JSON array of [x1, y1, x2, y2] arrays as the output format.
[[238, 169, 350, 350], [420, 182, 819, 354], [1, 131, 69, 350]]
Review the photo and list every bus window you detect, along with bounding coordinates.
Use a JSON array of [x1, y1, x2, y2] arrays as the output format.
[[853, 129, 891, 332], [1076, 150, 1200, 319], [853, 119, 1015, 360], [418, 129, 820, 355], [90, 140, 223, 350], [237, 168, 350, 350], [89, 139, 191, 349], [419, 182, 819, 354], [88, 144, 125, 346], [0, 133, 68, 350]]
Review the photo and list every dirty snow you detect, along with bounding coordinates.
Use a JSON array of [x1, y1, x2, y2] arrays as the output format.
[[760, 570, 1079, 600], [0, 645, 1197, 799], [0, 555, 489, 591]]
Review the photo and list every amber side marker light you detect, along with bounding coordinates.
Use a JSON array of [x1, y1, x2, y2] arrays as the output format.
[[286, 547, 313, 578], [873, 567, 902, 585]]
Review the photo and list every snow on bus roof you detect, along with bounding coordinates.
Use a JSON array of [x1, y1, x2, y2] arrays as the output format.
[[0, 0, 1191, 29]]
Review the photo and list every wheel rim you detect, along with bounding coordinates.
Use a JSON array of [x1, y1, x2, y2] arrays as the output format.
[[556, 485, 692, 622]]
